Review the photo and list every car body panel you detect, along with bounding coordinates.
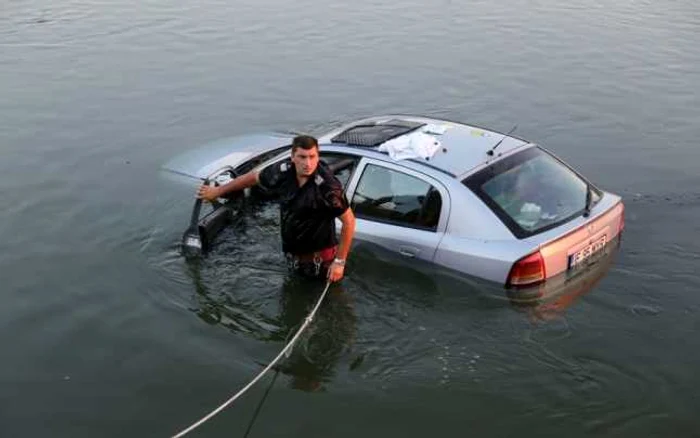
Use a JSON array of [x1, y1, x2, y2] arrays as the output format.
[[433, 191, 623, 285], [433, 235, 538, 284], [168, 114, 624, 289]]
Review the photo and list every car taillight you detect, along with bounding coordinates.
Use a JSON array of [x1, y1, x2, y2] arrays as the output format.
[[507, 251, 546, 286]]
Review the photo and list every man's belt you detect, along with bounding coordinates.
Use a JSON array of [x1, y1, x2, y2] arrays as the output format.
[[288, 246, 337, 263]]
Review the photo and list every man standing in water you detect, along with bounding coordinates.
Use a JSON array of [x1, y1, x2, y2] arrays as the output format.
[[197, 135, 356, 282]]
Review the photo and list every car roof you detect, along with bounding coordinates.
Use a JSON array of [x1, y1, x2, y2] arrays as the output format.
[[315, 114, 532, 179]]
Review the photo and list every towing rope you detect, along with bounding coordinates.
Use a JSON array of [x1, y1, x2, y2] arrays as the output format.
[[171, 280, 333, 438]]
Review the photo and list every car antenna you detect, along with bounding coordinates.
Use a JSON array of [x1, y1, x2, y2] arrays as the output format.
[[486, 124, 518, 156]]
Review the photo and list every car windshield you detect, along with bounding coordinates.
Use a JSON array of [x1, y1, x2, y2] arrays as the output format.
[[464, 147, 599, 238]]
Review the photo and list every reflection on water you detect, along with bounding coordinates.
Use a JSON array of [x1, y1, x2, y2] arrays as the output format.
[[3, 0, 700, 434], [276, 277, 357, 392], [185, 257, 281, 342], [507, 235, 622, 323], [185, 253, 357, 393]]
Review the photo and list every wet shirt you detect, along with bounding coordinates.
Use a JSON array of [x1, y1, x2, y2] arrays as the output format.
[[258, 159, 349, 254]]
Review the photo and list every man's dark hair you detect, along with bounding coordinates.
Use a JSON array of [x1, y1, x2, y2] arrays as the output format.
[[291, 135, 319, 152]]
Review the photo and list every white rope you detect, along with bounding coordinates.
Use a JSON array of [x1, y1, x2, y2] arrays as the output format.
[[171, 280, 333, 438]]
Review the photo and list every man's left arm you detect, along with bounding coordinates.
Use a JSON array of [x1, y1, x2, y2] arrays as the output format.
[[329, 207, 355, 282]]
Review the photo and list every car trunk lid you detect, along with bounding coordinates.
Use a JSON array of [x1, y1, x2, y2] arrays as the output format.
[[537, 194, 624, 279]]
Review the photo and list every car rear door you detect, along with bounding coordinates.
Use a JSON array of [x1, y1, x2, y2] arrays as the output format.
[[341, 158, 450, 263]]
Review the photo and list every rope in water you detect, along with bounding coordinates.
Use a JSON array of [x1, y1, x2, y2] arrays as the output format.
[[171, 280, 333, 438]]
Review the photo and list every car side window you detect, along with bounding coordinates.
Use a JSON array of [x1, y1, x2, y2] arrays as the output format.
[[351, 164, 442, 231], [320, 153, 360, 189]]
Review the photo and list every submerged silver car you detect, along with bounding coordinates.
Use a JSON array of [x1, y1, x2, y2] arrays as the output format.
[[164, 114, 625, 289]]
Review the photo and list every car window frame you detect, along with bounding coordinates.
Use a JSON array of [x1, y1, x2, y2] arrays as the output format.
[[251, 147, 360, 176], [315, 151, 362, 190], [343, 157, 450, 233]]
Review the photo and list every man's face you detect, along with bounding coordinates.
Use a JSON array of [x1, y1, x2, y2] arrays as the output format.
[[291, 147, 319, 177]]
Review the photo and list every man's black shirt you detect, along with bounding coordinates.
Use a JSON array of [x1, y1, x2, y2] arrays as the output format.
[[258, 159, 349, 254]]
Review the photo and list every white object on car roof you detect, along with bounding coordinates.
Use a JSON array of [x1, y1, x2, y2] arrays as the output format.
[[377, 130, 442, 161], [422, 123, 448, 135]]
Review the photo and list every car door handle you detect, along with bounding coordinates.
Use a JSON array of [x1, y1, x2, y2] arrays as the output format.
[[399, 246, 418, 258]]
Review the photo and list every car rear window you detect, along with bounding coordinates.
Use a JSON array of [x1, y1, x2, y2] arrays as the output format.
[[463, 147, 600, 238]]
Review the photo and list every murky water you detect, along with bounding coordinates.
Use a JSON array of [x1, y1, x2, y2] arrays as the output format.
[[2, 0, 699, 436]]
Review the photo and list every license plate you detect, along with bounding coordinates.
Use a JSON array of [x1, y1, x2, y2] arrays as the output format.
[[568, 234, 607, 269]]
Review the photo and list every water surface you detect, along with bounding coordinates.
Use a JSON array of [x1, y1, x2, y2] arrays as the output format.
[[2, 0, 699, 436]]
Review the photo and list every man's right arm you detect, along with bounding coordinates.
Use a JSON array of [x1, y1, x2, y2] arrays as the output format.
[[197, 170, 260, 202]]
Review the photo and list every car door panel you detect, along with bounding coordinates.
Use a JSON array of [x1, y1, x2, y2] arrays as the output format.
[[340, 158, 450, 264]]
